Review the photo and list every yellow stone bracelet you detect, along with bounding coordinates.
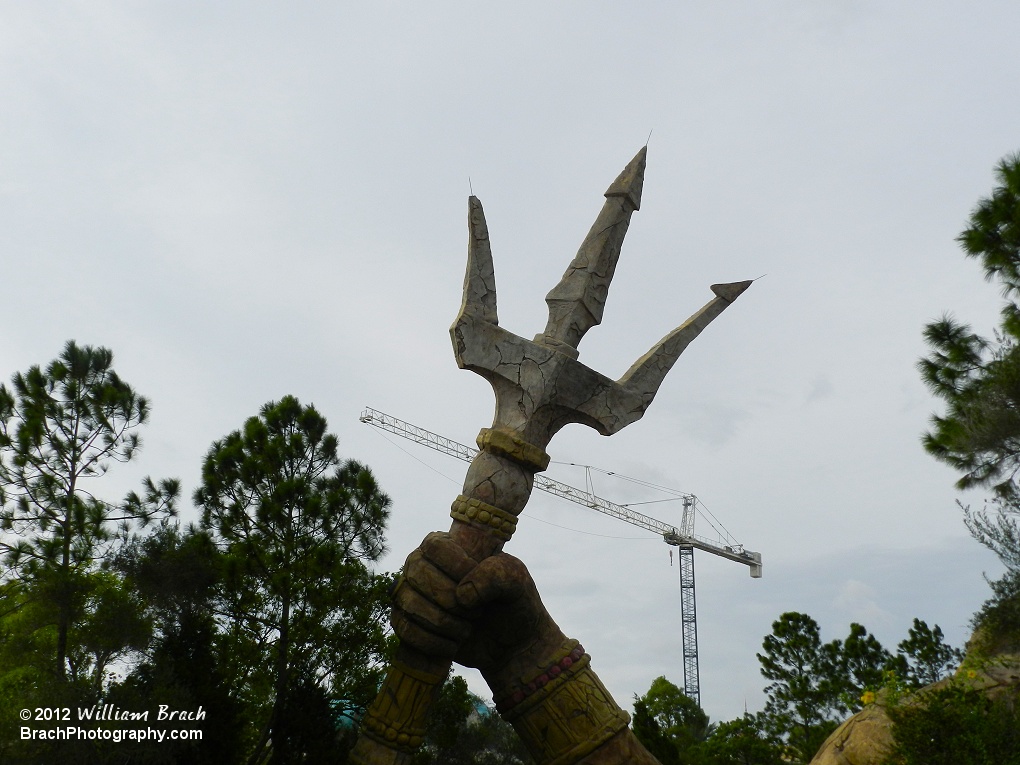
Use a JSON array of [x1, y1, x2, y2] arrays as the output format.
[[450, 495, 519, 541], [358, 660, 445, 753], [476, 427, 551, 472]]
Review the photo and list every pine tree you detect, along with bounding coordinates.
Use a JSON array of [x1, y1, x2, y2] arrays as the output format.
[[756, 612, 839, 761], [895, 618, 962, 688], [194, 395, 391, 765], [0, 341, 176, 681], [920, 153, 1020, 570]]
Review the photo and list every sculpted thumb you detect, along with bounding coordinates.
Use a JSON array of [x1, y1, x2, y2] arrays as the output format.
[[456, 553, 527, 609]]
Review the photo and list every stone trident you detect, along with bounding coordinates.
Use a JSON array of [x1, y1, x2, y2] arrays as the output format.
[[351, 148, 750, 765]]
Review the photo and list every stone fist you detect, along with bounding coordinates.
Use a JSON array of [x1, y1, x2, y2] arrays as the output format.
[[390, 531, 561, 676], [387, 531, 662, 765]]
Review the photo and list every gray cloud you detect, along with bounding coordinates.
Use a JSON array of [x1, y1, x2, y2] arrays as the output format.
[[2, 0, 1018, 727]]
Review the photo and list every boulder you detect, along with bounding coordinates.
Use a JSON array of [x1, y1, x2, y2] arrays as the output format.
[[808, 702, 895, 765], [809, 652, 1020, 765]]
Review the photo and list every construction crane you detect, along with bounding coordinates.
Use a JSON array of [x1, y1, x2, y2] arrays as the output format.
[[360, 407, 761, 707]]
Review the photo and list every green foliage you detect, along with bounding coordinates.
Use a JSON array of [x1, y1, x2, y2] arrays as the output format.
[[757, 613, 901, 763], [0, 341, 177, 680], [699, 713, 785, 765], [895, 618, 963, 687], [919, 145, 1020, 645], [0, 581, 52, 761], [412, 675, 533, 765], [631, 678, 787, 765], [835, 623, 894, 711], [920, 152, 1020, 569], [0, 346, 408, 763], [965, 498, 1020, 571], [421, 675, 476, 755], [971, 568, 1020, 654], [194, 395, 392, 765], [69, 570, 152, 692], [0, 577, 103, 762], [900, 150, 1020, 764], [644, 676, 714, 742], [632, 676, 712, 764], [109, 522, 245, 764], [633, 698, 682, 765], [629, 615, 963, 765], [15, 566, 152, 693], [918, 320, 1020, 500], [882, 682, 1020, 765], [114, 521, 221, 632], [957, 152, 1020, 297], [268, 665, 349, 765], [919, 153, 1020, 498], [756, 611, 837, 759]]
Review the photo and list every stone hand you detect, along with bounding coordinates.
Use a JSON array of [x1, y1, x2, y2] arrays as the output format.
[[390, 532, 663, 765], [390, 531, 564, 680]]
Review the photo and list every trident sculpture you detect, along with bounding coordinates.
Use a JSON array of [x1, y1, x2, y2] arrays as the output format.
[[350, 148, 751, 765]]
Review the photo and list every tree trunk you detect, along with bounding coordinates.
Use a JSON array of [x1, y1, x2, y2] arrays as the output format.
[[269, 587, 291, 764], [55, 486, 73, 682]]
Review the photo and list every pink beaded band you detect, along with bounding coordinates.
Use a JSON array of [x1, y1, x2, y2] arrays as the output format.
[[494, 640, 630, 765], [495, 641, 586, 714]]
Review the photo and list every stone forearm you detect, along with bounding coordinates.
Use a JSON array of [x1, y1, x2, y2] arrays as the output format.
[[455, 443, 661, 765], [573, 730, 664, 765], [484, 636, 659, 765], [447, 433, 543, 560]]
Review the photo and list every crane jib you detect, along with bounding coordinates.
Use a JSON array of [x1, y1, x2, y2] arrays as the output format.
[[359, 407, 762, 579]]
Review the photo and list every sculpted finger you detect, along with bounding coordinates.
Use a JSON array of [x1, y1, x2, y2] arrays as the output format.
[[394, 578, 472, 641], [419, 531, 477, 581], [390, 607, 460, 659], [455, 553, 529, 609], [403, 549, 460, 612]]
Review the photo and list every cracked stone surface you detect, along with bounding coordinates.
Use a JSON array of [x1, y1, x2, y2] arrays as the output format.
[[442, 147, 755, 569], [451, 147, 751, 455]]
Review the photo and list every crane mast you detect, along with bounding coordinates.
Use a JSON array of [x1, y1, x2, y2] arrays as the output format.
[[360, 407, 761, 706]]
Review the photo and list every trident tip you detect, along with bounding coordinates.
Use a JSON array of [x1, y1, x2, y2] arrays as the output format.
[[604, 146, 647, 211], [710, 280, 753, 303]]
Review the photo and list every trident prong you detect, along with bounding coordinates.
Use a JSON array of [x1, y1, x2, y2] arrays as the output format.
[[537, 147, 647, 356], [614, 280, 753, 414], [451, 147, 751, 446], [458, 196, 498, 325]]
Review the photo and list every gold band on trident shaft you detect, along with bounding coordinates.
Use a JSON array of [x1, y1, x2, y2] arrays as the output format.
[[476, 427, 551, 473], [450, 495, 519, 541]]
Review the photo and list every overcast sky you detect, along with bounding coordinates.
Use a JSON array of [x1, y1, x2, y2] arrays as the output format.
[[3, 1, 1018, 724]]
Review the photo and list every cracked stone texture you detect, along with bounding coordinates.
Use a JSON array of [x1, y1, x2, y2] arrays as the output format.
[[542, 148, 646, 350], [451, 147, 751, 451], [460, 451, 533, 514]]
